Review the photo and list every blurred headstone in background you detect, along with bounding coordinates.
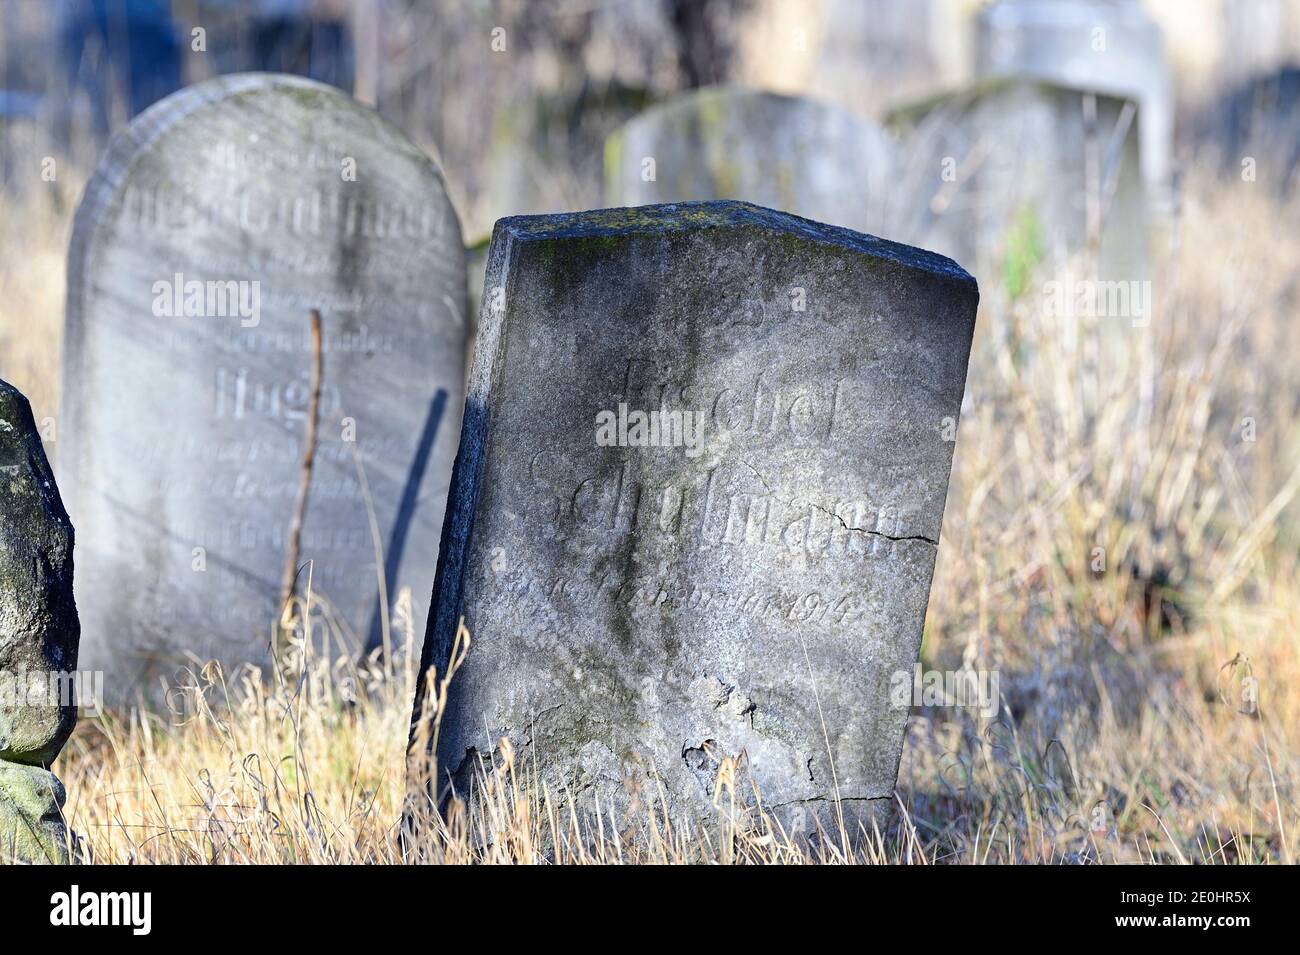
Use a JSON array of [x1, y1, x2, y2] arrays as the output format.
[[975, 0, 1171, 197], [888, 77, 1148, 280], [734, 0, 973, 119], [5, 0, 1298, 226], [605, 86, 900, 237], [62, 74, 467, 703]]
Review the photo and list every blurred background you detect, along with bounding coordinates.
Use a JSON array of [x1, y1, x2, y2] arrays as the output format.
[[2, 1, 1300, 862], [3, 1, 1300, 409], [1, 0, 1297, 236]]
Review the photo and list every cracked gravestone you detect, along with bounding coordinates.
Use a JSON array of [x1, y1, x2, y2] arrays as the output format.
[[1, 379, 79, 864], [412, 201, 978, 836], [605, 87, 900, 237], [62, 74, 467, 704]]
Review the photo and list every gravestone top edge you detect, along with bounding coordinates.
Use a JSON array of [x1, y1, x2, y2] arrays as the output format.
[[66, 71, 457, 266], [885, 74, 1140, 125], [883, 72, 1138, 123], [67, 72, 457, 266], [493, 200, 978, 287], [617, 83, 874, 127]]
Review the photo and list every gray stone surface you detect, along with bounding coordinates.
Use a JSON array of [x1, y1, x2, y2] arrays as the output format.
[[1, 378, 78, 864], [414, 201, 977, 835], [0, 763, 69, 865], [1, 379, 78, 765], [605, 87, 900, 237], [63, 74, 467, 703], [975, 0, 1171, 190], [888, 77, 1149, 280]]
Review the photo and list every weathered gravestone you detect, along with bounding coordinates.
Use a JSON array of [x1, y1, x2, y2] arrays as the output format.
[[605, 88, 900, 237], [63, 74, 467, 703], [1, 379, 79, 864], [975, 0, 1171, 191], [888, 77, 1149, 282], [413, 201, 978, 834]]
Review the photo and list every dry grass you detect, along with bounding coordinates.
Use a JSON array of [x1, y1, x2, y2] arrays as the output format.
[[54, 572, 1300, 864], [0, 174, 76, 423], [3, 150, 1299, 862]]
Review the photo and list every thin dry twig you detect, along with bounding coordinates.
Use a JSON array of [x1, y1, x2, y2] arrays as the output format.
[[277, 308, 325, 651]]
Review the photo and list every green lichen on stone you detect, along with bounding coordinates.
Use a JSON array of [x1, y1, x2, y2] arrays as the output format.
[[509, 203, 776, 244], [0, 759, 68, 864], [1002, 206, 1044, 300]]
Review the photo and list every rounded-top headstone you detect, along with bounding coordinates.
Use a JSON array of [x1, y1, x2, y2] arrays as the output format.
[[63, 74, 468, 703]]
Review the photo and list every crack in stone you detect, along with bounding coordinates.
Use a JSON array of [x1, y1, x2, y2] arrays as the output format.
[[769, 794, 893, 810], [739, 460, 938, 547]]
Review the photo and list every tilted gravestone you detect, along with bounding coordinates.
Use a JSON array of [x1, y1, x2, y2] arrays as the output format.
[[1, 379, 79, 864], [888, 77, 1149, 282], [63, 74, 467, 703], [412, 201, 978, 834], [605, 88, 900, 238]]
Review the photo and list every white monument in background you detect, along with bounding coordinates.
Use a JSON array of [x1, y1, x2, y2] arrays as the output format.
[[975, 0, 1172, 192]]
